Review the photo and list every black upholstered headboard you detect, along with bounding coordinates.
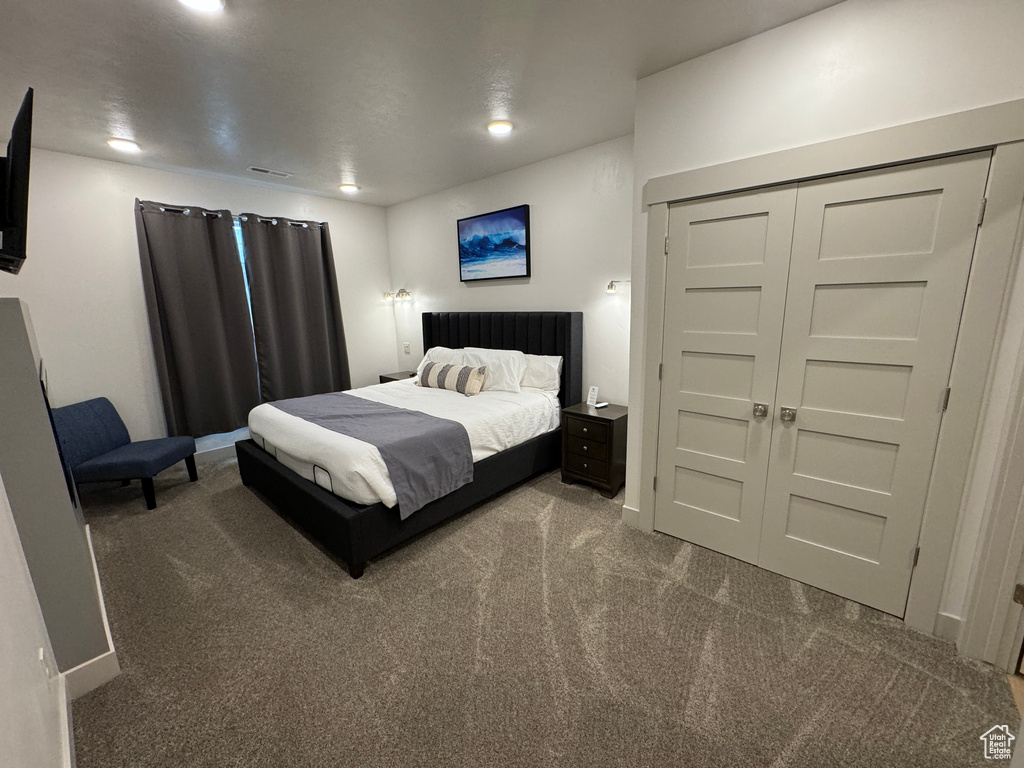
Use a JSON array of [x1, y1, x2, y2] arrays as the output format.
[[421, 312, 583, 407]]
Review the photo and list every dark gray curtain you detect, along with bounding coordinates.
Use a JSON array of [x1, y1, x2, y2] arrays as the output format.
[[239, 215, 350, 402], [135, 200, 261, 437]]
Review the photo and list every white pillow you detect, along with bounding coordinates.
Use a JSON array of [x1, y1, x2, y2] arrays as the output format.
[[459, 347, 527, 393], [522, 354, 563, 392], [416, 347, 461, 379]]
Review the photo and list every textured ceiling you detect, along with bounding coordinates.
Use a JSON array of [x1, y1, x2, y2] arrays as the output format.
[[1, 0, 843, 206]]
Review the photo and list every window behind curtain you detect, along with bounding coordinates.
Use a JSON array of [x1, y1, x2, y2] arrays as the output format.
[[232, 217, 261, 397]]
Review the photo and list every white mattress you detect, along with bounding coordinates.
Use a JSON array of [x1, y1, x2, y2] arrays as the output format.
[[247, 377, 561, 507]]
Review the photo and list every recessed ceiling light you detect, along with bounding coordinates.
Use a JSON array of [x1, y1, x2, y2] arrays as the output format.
[[487, 121, 513, 136], [107, 138, 141, 154], [178, 0, 225, 13], [339, 184, 360, 194]]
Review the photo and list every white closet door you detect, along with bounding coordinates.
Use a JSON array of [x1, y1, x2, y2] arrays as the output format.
[[758, 152, 991, 615], [654, 186, 796, 563]]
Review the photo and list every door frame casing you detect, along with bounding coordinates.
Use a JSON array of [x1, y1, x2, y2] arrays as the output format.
[[637, 99, 1024, 636], [959, 207, 1024, 668]]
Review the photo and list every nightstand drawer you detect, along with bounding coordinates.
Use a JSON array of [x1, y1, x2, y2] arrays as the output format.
[[566, 453, 607, 480], [567, 435, 608, 461], [566, 418, 608, 443]]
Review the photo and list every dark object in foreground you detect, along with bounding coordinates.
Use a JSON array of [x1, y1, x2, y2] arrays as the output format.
[[236, 430, 559, 578]]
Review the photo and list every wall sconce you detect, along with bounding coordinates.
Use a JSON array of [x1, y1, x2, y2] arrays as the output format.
[[384, 288, 413, 302], [606, 280, 631, 294]]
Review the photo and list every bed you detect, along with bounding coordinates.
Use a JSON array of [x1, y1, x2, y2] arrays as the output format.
[[235, 311, 583, 578]]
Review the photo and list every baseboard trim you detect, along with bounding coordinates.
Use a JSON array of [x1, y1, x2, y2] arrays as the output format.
[[64, 525, 119, 700], [935, 611, 962, 643], [621, 504, 640, 528], [61, 675, 75, 768]]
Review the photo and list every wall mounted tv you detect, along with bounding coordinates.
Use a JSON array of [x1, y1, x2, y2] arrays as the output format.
[[0, 88, 33, 276]]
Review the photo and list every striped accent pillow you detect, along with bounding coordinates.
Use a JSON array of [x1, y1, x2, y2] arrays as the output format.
[[418, 362, 487, 396]]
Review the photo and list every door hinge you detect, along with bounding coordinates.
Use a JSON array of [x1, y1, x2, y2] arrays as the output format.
[[658, 363, 663, 381], [978, 197, 988, 227], [653, 476, 658, 492], [664, 236, 669, 255], [1014, 583, 1024, 606], [912, 546, 921, 569], [942, 387, 951, 412]]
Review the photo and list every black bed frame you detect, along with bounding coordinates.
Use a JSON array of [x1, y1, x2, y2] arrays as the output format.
[[235, 311, 583, 578]]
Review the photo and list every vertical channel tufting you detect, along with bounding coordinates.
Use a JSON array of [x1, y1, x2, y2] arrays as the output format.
[[487, 313, 498, 349], [513, 313, 526, 354], [499, 314, 511, 350], [446, 313, 458, 346], [420, 311, 582, 407], [555, 315, 566, 396], [541, 314, 556, 356]]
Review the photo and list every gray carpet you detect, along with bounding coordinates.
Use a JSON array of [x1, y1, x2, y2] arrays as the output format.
[[72, 459, 1017, 767]]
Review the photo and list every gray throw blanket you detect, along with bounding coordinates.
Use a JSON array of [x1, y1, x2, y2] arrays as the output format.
[[271, 392, 473, 518]]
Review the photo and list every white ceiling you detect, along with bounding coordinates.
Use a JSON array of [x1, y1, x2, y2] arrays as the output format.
[[2, 0, 842, 207]]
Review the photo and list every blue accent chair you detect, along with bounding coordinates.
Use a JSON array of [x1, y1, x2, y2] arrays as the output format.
[[50, 397, 197, 510]]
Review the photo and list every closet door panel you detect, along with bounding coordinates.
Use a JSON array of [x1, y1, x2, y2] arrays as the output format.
[[758, 152, 992, 616], [654, 186, 796, 564]]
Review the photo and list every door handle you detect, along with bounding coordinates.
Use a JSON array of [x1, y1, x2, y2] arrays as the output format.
[[752, 403, 768, 418], [780, 407, 797, 422]]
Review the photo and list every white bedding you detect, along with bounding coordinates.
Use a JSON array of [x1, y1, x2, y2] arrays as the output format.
[[247, 377, 561, 507]]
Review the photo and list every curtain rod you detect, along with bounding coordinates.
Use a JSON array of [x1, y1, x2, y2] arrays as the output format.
[[139, 202, 322, 228], [237, 214, 322, 229], [140, 204, 321, 228], [140, 203, 224, 219]]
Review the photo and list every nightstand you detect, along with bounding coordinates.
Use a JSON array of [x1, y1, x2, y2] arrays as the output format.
[[561, 402, 627, 497], [379, 370, 417, 384]]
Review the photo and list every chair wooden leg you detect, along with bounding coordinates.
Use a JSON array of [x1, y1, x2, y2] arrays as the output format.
[[142, 477, 156, 510], [185, 454, 198, 482]]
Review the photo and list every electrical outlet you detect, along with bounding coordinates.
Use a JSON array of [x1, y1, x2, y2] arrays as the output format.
[[403, 342, 411, 355]]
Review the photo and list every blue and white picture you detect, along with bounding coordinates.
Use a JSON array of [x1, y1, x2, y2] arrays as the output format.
[[458, 204, 530, 282]]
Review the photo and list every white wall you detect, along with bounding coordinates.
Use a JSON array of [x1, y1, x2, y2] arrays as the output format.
[[386, 136, 634, 404], [629, 0, 1024, 622], [0, 471, 70, 768], [0, 150, 397, 441]]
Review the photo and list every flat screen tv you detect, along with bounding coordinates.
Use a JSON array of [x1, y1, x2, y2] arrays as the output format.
[[0, 88, 33, 276], [457, 204, 530, 282]]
